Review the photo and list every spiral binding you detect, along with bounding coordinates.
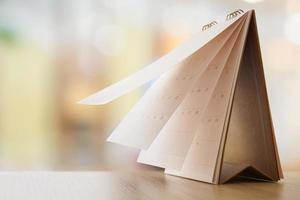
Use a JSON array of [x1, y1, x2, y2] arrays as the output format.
[[226, 9, 244, 20], [202, 21, 218, 31], [201, 9, 244, 31]]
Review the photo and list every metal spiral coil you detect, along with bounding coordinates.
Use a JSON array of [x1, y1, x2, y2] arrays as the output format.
[[202, 21, 218, 31], [226, 9, 244, 20], [201, 9, 244, 31]]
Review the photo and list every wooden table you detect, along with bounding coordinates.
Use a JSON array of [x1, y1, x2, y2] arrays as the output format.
[[0, 169, 299, 200]]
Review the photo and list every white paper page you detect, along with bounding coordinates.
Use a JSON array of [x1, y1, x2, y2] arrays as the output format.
[[78, 13, 245, 105], [137, 16, 246, 168], [106, 17, 244, 150], [165, 11, 252, 183]]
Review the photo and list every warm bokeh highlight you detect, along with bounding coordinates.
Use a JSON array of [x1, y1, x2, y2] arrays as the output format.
[[0, 0, 299, 171]]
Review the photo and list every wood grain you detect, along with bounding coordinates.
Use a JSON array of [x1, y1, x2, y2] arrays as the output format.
[[0, 168, 298, 200]]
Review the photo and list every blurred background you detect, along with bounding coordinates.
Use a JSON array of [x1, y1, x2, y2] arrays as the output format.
[[0, 0, 299, 171]]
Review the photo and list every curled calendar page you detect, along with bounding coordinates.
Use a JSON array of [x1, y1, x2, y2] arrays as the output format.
[[79, 9, 283, 184]]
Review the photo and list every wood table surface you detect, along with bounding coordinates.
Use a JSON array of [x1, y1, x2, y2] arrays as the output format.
[[0, 168, 299, 200]]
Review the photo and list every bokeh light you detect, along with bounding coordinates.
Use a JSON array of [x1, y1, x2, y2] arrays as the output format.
[[0, 0, 299, 171]]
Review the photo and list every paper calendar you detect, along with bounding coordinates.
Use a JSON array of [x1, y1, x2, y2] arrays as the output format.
[[79, 9, 283, 184]]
